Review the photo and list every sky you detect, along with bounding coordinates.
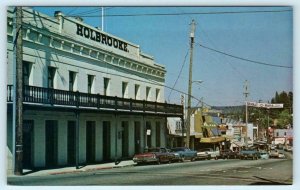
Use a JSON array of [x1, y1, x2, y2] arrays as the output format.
[[31, 6, 293, 107]]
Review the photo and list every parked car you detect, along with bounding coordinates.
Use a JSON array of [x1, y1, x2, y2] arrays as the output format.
[[170, 147, 197, 162], [278, 152, 286, 159], [239, 148, 259, 160], [269, 150, 279, 158], [196, 149, 211, 160], [168, 149, 182, 162], [197, 148, 220, 160], [259, 151, 269, 159], [284, 146, 293, 152], [133, 147, 174, 165], [220, 149, 239, 159]]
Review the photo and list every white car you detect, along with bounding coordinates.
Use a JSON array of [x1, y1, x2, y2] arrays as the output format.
[[197, 148, 220, 160], [278, 152, 286, 159]]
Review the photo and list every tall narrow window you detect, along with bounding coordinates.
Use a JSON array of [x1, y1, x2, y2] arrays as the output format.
[[87, 75, 94, 94], [23, 61, 31, 86], [69, 71, 76, 91], [146, 86, 151, 101], [104, 77, 110, 96], [122, 82, 128, 98], [48, 67, 56, 88], [134, 84, 140, 100], [155, 88, 160, 102]]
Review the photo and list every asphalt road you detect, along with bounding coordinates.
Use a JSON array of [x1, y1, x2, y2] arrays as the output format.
[[8, 154, 293, 186]]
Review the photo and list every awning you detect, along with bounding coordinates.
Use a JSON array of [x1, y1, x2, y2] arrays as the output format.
[[200, 136, 225, 143]]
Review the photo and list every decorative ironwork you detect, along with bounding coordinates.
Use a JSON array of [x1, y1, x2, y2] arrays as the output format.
[[7, 85, 183, 116]]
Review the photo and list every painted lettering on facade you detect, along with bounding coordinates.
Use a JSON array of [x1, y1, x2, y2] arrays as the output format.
[[76, 23, 128, 52]]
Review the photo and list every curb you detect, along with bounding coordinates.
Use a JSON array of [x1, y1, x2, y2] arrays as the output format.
[[49, 163, 135, 175]]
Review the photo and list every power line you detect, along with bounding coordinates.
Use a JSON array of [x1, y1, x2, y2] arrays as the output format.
[[68, 9, 292, 18], [197, 43, 293, 69], [167, 49, 189, 102], [20, 9, 292, 19]]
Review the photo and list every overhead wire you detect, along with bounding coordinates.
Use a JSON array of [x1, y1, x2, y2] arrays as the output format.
[[197, 43, 293, 69], [18, 8, 292, 19], [167, 49, 189, 102]]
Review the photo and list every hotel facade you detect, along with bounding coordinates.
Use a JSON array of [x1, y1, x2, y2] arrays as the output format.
[[6, 7, 183, 171]]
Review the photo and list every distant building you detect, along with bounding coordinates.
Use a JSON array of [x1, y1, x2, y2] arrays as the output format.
[[272, 128, 293, 145], [7, 7, 182, 173]]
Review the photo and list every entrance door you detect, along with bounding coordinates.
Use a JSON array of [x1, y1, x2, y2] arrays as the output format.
[[103, 121, 111, 161], [121, 121, 129, 158], [86, 121, 96, 164], [45, 120, 58, 168], [23, 120, 34, 169], [134, 121, 141, 154], [67, 121, 76, 165]]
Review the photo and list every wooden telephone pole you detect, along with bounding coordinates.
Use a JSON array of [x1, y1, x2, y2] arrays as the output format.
[[186, 20, 196, 149], [14, 6, 23, 175]]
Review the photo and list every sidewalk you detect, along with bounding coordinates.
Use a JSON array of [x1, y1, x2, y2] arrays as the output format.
[[8, 160, 136, 177]]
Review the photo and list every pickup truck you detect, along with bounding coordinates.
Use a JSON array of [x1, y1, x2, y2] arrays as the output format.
[[239, 149, 259, 160], [197, 148, 220, 160]]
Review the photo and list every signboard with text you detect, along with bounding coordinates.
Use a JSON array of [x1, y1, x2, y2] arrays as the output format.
[[247, 102, 283, 109]]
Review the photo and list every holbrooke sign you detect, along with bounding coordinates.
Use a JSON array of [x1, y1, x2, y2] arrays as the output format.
[[76, 23, 129, 53], [247, 101, 284, 109]]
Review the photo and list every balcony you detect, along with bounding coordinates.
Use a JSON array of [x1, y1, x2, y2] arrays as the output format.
[[7, 85, 183, 117]]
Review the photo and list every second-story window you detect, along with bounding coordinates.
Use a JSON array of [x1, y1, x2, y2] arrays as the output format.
[[134, 84, 140, 100], [48, 67, 56, 89], [176, 121, 181, 130], [146, 86, 151, 101], [23, 61, 31, 86], [69, 71, 76, 91], [87, 75, 94, 94], [122, 82, 128, 98], [104, 77, 110, 96], [155, 88, 160, 102]]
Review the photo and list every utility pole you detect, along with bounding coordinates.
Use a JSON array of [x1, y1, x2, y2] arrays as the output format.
[[101, 7, 104, 31], [186, 19, 196, 149], [243, 80, 249, 147], [14, 6, 23, 175]]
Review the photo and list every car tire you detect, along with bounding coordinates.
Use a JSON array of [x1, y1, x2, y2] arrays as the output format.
[[157, 159, 161, 165], [181, 156, 185, 162]]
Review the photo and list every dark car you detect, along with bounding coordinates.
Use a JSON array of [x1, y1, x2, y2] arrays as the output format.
[[170, 147, 197, 162], [220, 149, 239, 159], [239, 148, 260, 160], [133, 147, 174, 165]]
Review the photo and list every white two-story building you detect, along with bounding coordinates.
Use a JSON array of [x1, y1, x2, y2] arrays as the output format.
[[7, 7, 183, 173]]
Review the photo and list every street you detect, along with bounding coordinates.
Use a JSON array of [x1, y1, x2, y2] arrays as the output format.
[[8, 153, 293, 186]]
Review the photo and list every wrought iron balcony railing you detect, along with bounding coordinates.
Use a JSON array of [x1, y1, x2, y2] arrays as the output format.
[[7, 85, 183, 116]]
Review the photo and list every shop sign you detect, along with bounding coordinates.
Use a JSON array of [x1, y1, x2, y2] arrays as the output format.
[[76, 23, 129, 53]]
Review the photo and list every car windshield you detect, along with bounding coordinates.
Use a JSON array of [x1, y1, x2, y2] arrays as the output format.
[[148, 148, 160, 152], [171, 148, 185, 152], [199, 148, 211, 152]]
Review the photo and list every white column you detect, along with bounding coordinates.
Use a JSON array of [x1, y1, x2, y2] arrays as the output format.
[[79, 119, 86, 164], [33, 118, 45, 167], [58, 120, 68, 165], [160, 119, 166, 148], [95, 120, 103, 161]]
